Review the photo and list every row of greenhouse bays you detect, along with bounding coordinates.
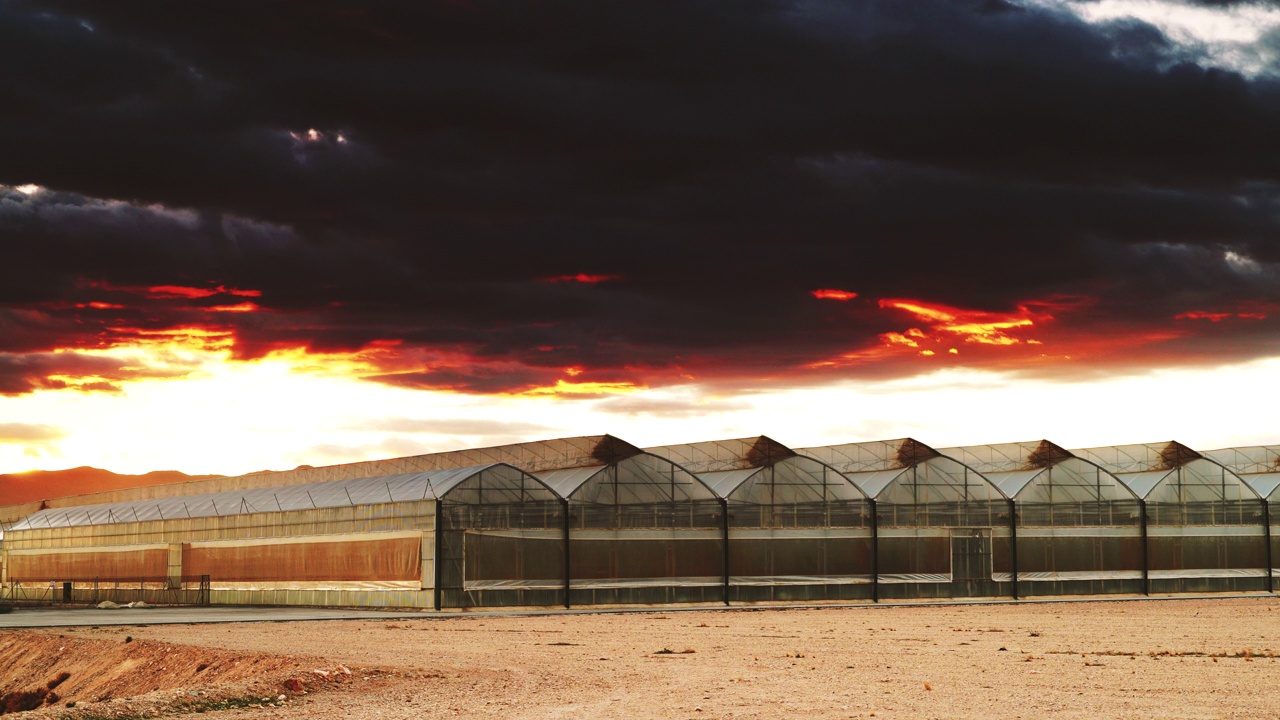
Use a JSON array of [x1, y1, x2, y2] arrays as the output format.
[[441, 503, 1272, 609], [5, 440, 1275, 609], [9, 487, 1273, 609]]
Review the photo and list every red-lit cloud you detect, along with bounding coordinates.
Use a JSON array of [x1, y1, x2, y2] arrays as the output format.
[[538, 274, 622, 284], [878, 298, 1045, 346], [1176, 310, 1268, 322], [811, 289, 858, 301]]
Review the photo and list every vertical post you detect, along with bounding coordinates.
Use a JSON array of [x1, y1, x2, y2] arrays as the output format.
[[870, 499, 879, 603], [433, 503, 443, 611], [562, 499, 571, 609], [721, 498, 730, 606], [1264, 500, 1274, 594], [167, 544, 183, 591], [1009, 498, 1019, 600], [1140, 499, 1150, 596]]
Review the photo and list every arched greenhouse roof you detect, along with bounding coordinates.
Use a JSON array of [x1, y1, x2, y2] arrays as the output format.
[[9, 463, 556, 532], [798, 438, 1006, 502], [1202, 446, 1280, 500], [1072, 441, 1261, 502], [14, 435, 649, 511], [939, 440, 1139, 502], [534, 455, 718, 504], [645, 436, 866, 503]]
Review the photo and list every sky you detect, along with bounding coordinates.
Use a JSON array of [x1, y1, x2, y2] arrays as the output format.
[[2, 0, 1280, 477]]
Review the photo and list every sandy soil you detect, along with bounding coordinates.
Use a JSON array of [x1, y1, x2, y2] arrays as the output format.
[[10, 597, 1280, 719]]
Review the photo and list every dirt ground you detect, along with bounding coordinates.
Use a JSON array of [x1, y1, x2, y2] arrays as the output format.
[[7, 597, 1280, 719]]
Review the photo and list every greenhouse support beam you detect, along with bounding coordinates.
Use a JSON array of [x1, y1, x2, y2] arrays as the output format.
[[870, 499, 879, 603], [1264, 500, 1274, 594], [562, 499, 571, 609], [720, 498, 730, 606], [1140, 500, 1150, 596], [1008, 498, 1019, 600], [433, 504, 443, 611]]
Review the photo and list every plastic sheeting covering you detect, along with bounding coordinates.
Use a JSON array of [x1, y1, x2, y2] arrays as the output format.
[[10, 464, 530, 531], [184, 534, 421, 582], [3, 437, 614, 518], [8, 546, 168, 581]]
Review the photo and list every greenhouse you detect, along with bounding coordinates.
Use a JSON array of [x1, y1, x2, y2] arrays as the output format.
[[1201, 445, 1280, 586], [523, 436, 725, 606], [5, 434, 1280, 610], [1073, 442, 1269, 593], [644, 436, 873, 603], [799, 439, 1011, 599], [2, 463, 562, 608], [330, 434, 724, 606], [939, 441, 1145, 596]]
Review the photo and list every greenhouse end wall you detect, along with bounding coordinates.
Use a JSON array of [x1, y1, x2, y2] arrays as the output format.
[[726, 500, 873, 603], [437, 499, 566, 609], [874, 488, 1013, 600], [1013, 501, 1146, 597], [1143, 467, 1269, 595], [567, 498, 725, 606]]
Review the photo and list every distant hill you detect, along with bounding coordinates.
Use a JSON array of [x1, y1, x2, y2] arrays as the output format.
[[0, 467, 223, 506]]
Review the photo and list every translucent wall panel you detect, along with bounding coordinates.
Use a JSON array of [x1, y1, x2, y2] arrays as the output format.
[[1075, 442, 1269, 594], [1012, 460, 1144, 596], [1142, 460, 1267, 592], [1204, 446, 1280, 580], [940, 442, 1145, 597], [564, 454, 724, 605], [722, 457, 872, 602], [878, 462, 1012, 599], [437, 464, 566, 608], [804, 440, 1011, 600]]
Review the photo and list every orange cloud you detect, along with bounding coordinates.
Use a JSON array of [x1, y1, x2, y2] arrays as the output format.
[[811, 289, 858, 301], [103, 326, 236, 352], [208, 302, 260, 313], [879, 298, 1043, 346]]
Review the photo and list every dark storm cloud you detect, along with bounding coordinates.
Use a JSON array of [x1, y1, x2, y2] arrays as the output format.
[[1, 0, 1279, 394]]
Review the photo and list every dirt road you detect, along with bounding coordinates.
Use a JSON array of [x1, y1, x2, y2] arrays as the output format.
[[6, 597, 1280, 719]]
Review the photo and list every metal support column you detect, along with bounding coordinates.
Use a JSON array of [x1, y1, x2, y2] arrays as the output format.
[[433, 505, 443, 611], [870, 499, 879, 603], [1140, 500, 1150, 596], [721, 498, 730, 606], [1264, 500, 1274, 594], [563, 499, 572, 609], [1009, 498, 1019, 600]]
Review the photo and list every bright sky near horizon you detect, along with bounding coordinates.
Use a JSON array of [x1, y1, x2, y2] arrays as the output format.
[[2, 0, 1279, 477]]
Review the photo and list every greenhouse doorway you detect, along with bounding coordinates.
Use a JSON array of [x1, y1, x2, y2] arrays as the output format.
[[951, 528, 993, 584]]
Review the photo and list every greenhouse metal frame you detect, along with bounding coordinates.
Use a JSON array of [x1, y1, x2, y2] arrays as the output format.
[[2, 463, 562, 609], [531, 437, 726, 606], [799, 439, 1012, 600], [940, 440, 1145, 597], [646, 437, 873, 603], [5, 434, 1280, 610], [1073, 442, 1270, 594], [1200, 445, 1280, 587]]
